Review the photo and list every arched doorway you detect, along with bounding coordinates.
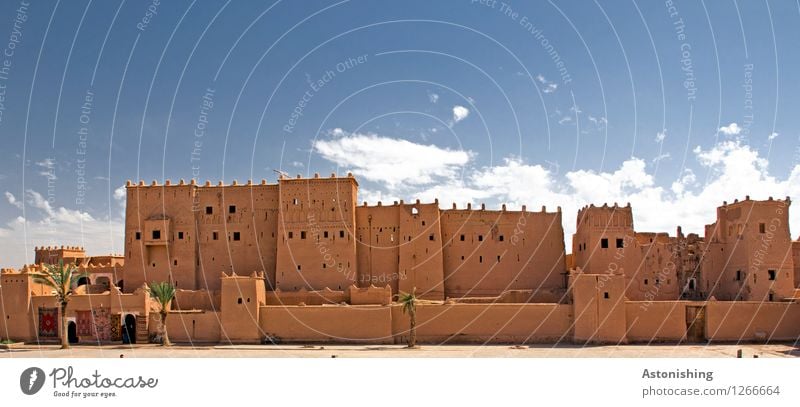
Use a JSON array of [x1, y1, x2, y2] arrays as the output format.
[[77, 277, 90, 287], [123, 314, 136, 344], [67, 321, 78, 344]]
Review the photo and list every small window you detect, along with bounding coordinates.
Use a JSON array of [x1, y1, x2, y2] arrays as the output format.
[[135, 232, 141, 240], [324, 231, 329, 238], [736, 270, 742, 281], [322, 263, 326, 269], [479, 256, 483, 263], [301, 231, 307, 239], [478, 235, 483, 242], [206, 206, 213, 215], [601, 238, 609, 249], [429, 234, 435, 241], [340, 230, 345, 238], [603, 292, 609, 299], [292, 198, 299, 205], [152, 230, 161, 240], [422, 221, 426, 226], [496, 255, 501, 262], [616, 238, 623, 248], [178, 231, 184, 240], [212, 231, 219, 240], [644, 279, 648, 285], [768, 270, 776, 281], [288, 231, 293, 239], [499, 235, 504, 242], [233, 232, 241, 241], [229, 205, 236, 214], [297, 264, 301, 271], [237, 298, 242, 304], [759, 223, 766, 233], [173, 259, 178, 266], [460, 234, 465, 241]]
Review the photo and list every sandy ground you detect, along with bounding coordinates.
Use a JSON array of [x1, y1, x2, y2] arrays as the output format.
[[1, 343, 798, 358]]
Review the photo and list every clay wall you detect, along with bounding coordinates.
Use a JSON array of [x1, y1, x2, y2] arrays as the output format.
[[440, 205, 565, 298], [261, 305, 393, 343], [705, 301, 800, 341], [166, 311, 222, 342], [275, 175, 358, 291], [625, 302, 689, 342]]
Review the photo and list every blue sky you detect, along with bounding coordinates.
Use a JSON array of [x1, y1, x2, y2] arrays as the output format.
[[1, 0, 800, 267]]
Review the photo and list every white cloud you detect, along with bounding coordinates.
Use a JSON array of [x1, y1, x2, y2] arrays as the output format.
[[768, 132, 779, 141], [452, 105, 470, 124], [655, 130, 666, 143], [35, 157, 57, 179], [0, 189, 124, 268], [718, 122, 742, 136], [428, 91, 439, 104], [536, 74, 558, 93], [113, 186, 126, 201], [652, 153, 671, 163], [313, 130, 473, 188], [5, 192, 22, 209]]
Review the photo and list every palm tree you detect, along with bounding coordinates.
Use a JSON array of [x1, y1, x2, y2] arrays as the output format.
[[147, 281, 176, 346], [397, 287, 419, 348], [30, 260, 87, 349]]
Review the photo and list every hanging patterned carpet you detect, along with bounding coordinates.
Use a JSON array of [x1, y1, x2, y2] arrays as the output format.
[[38, 307, 59, 338], [76, 310, 93, 337], [110, 314, 121, 341], [93, 308, 111, 341]]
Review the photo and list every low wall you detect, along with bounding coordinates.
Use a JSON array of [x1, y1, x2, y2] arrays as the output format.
[[625, 302, 688, 342], [165, 311, 222, 343], [260, 305, 393, 344], [174, 290, 220, 311], [265, 289, 346, 305], [391, 303, 572, 344], [705, 301, 800, 342]]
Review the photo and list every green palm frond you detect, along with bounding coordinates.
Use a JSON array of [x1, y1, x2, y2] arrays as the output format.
[[397, 290, 417, 314], [30, 260, 86, 301], [147, 281, 176, 311]]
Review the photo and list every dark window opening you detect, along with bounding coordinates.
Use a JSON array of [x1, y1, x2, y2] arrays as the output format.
[[288, 231, 293, 239], [340, 230, 345, 238], [229, 205, 236, 214], [460, 234, 465, 241], [478, 235, 483, 242], [301, 231, 307, 239], [237, 298, 242, 304], [736, 270, 742, 281], [479, 256, 483, 263], [135, 232, 141, 240], [603, 292, 609, 299], [499, 235, 504, 242], [152, 230, 161, 240], [768, 270, 776, 281], [759, 223, 766, 233], [324, 231, 329, 238], [173, 259, 178, 266], [206, 206, 213, 215], [422, 221, 426, 226], [178, 231, 184, 240], [644, 279, 648, 285], [496, 255, 501, 262], [233, 232, 241, 241], [429, 234, 435, 241], [212, 232, 219, 240], [601, 238, 609, 248], [616, 238, 623, 248], [297, 265, 301, 271]]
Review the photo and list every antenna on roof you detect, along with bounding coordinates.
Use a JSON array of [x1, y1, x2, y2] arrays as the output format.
[[272, 169, 289, 178]]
